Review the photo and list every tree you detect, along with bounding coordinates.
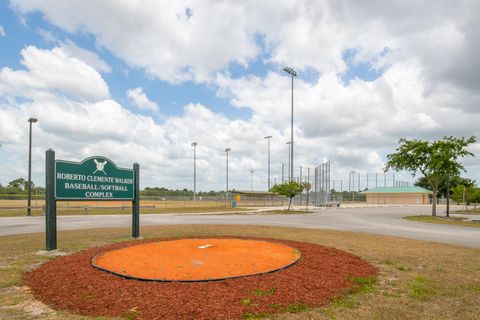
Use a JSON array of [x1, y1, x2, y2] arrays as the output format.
[[415, 176, 475, 198], [385, 136, 476, 216], [8, 178, 28, 191], [472, 189, 480, 210], [270, 180, 306, 211], [451, 185, 478, 205]]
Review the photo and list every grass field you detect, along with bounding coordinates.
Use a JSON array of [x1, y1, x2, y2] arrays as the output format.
[[1, 225, 480, 319], [404, 215, 480, 228], [258, 210, 314, 215], [0, 199, 224, 208], [0, 199, 250, 217], [454, 209, 480, 215]]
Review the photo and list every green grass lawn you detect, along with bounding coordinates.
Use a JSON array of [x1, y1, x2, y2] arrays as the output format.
[[404, 215, 480, 228], [0, 206, 250, 217], [453, 208, 480, 215], [1, 225, 480, 319], [258, 209, 313, 215]]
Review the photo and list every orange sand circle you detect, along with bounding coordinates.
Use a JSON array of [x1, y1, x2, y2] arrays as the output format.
[[92, 238, 301, 281]]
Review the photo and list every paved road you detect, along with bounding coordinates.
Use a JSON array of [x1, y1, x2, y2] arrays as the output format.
[[1, 205, 479, 248]]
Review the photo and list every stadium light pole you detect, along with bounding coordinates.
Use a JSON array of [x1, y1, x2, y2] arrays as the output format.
[[350, 170, 356, 202], [250, 170, 254, 191], [27, 117, 38, 216], [264, 135, 272, 190], [225, 148, 231, 206], [283, 66, 297, 182], [191, 142, 197, 201], [286, 141, 292, 180]]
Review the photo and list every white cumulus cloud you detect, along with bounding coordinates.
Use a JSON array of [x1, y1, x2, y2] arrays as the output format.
[[0, 45, 110, 102], [126, 87, 159, 112], [2, 0, 480, 188]]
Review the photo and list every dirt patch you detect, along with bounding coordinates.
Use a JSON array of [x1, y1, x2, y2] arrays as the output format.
[[23, 237, 376, 320], [0, 286, 54, 318], [93, 238, 301, 281]]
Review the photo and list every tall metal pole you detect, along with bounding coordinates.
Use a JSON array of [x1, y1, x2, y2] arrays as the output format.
[[307, 167, 310, 208], [290, 74, 294, 182], [283, 67, 296, 182], [27, 117, 38, 216], [264, 136, 272, 190], [225, 148, 231, 206], [348, 172, 351, 192], [314, 167, 318, 206], [191, 142, 197, 201], [326, 163, 329, 202], [350, 171, 355, 202], [286, 142, 291, 180], [250, 170, 254, 191], [358, 172, 360, 191], [446, 175, 450, 217], [307, 167, 310, 185]]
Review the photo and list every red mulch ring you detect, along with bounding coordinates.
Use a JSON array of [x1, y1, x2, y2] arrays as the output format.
[[23, 237, 376, 319], [93, 238, 301, 281]]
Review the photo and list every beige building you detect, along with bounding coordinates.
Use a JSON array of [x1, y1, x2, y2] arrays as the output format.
[[362, 186, 432, 205]]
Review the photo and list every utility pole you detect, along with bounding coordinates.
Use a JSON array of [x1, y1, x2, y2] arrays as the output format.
[[27, 117, 38, 216], [283, 66, 297, 183], [446, 175, 450, 217], [264, 136, 272, 190], [350, 171, 356, 202], [250, 170, 254, 191], [225, 148, 231, 207], [191, 142, 197, 201], [286, 141, 291, 180]]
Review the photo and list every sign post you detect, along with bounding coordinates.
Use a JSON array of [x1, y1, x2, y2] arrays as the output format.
[[45, 149, 57, 251], [45, 150, 140, 251], [132, 163, 140, 238]]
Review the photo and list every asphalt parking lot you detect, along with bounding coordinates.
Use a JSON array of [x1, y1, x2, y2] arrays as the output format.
[[1, 205, 479, 248]]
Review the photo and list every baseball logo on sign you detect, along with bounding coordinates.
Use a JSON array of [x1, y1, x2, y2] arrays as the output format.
[[93, 159, 108, 175]]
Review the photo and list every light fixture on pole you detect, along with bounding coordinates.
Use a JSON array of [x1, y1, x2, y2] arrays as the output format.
[[283, 66, 297, 183], [27, 117, 38, 216], [225, 147, 231, 206], [264, 135, 272, 190], [191, 142, 197, 201]]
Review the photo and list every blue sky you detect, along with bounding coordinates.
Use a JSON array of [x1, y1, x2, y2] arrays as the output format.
[[0, 4, 252, 120], [0, 1, 479, 190], [0, 2, 383, 119]]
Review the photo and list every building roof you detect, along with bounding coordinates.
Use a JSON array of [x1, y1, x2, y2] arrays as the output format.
[[361, 186, 433, 194]]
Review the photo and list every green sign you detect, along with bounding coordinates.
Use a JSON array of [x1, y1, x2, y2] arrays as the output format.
[[55, 156, 134, 200]]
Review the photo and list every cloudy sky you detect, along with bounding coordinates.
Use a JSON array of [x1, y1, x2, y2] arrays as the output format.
[[0, 0, 479, 191]]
